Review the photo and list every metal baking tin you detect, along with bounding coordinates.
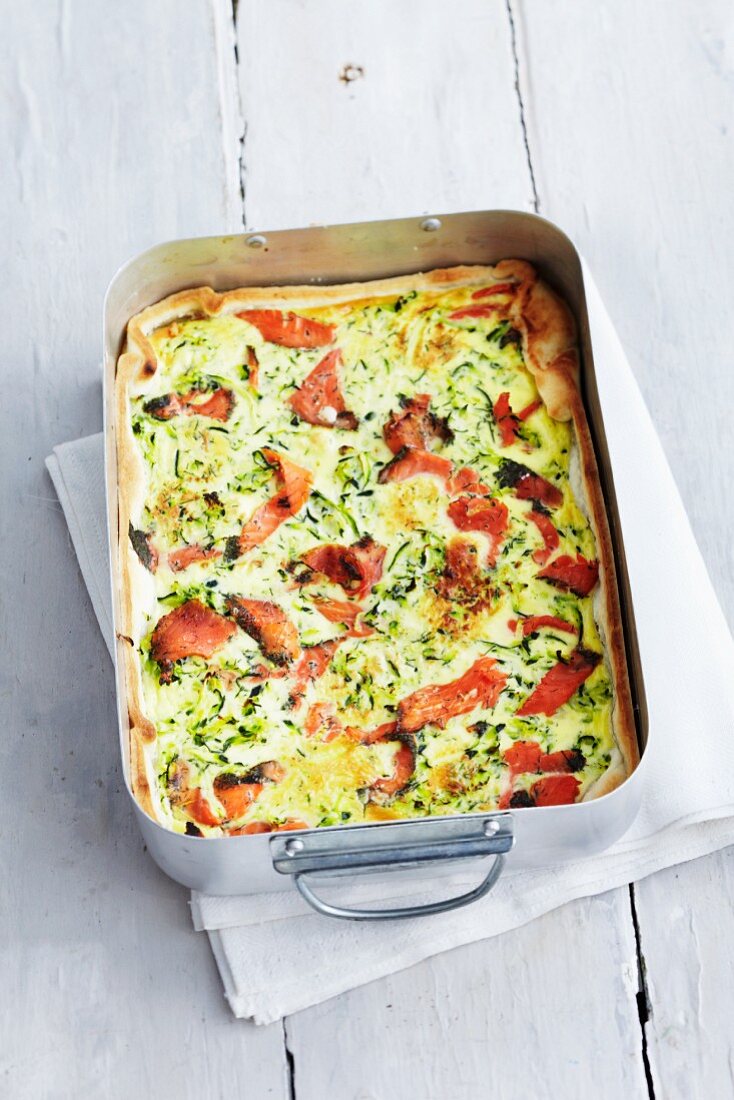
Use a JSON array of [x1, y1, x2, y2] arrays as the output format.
[[104, 211, 648, 917]]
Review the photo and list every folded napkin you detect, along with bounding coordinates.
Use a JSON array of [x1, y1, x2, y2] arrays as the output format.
[[47, 267, 734, 1024]]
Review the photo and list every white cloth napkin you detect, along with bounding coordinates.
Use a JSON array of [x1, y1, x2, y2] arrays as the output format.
[[46, 268, 734, 1025]]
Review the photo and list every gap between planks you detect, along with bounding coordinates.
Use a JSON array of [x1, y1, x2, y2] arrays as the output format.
[[283, 1017, 297, 1100], [229, 0, 247, 224], [629, 883, 655, 1099], [505, 0, 539, 213]]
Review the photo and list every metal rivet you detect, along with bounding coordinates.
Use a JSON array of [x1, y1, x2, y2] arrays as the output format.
[[420, 217, 441, 232], [285, 838, 305, 856], [483, 819, 501, 836], [246, 234, 267, 249]]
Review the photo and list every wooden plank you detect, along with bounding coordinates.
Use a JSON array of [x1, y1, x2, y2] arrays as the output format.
[[516, 1, 734, 1096], [285, 891, 648, 1100], [0, 2, 286, 1096], [514, 0, 734, 625], [634, 849, 734, 1097], [236, 0, 534, 230], [233, 2, 648, 1094]]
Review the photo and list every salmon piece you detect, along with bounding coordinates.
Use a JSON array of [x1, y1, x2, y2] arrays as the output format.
[[191, 388, 236, 421], [498, 787, 536, 810], [262, 447, 312, 504], [304, 702, 343, 741], [519, 615, 578, 637], [378, 446, 453, 485], [232, 503, 284, 556], [331, 536, 386, 601], [446, 466, 492, 498], [168, 544, 221, 572], [151, 600, 236, 683], [517, 398, 542, 421], [370, 740, 416, 797], [246, 346, 260, 389], [229, 821, 271, 835], [439, 538, 482, 594], [383, 394, 452, 455], [514, 472, 562, 508], [437, 538, 496, 612], [448, 306, 496, 321], [208, 662, 288, 687], [288, 638, 343, 708], [238, 309, 336, 348], [311, 597, 374, 636], [471, 282, 516, 300], [129, 524, 158, 573], [493, 391, 543, 445], [213, 776, 262, 820], [144, 385, 234, 423], [344, 720, 399, 745], [166, 759, 194, 804], [229, 818, 308, 836], [493, 391, 520, 448], [304, 702, 327, 738], [503, 740, 542, 778], [288, 349, 358, 429], [539, 749, 586, 773], [300, 535, 386, 600], [528, 509, 560, 565], [531, 774, 580, 806], [170, 761, 226, 830], [188, 789, 221, 827], [347, 619, 376, 639], [214, 761, 284, 821], [227, 596, 301, 666], [517, 648, 601, 717], [499, 756, 583, 809], [397, 656, 507, 733], [230, 448, 313, 558], [344, 721, 415, 797], [142, 391, 187, 420], [447, 495, 509, 566], [497, 459, 563, 509], [300, 545, 352, 590], [499, 777, 581, 810], [538, 554, 599, 597], [448, 495, 508, 536]]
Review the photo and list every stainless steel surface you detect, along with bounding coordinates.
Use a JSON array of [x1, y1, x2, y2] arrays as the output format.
[[270, 815, 514, 875], [104, 210, 649, 898]]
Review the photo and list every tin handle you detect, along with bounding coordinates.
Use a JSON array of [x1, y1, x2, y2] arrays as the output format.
[[269, 813, 513, 922], [292, 853, 506, 921]]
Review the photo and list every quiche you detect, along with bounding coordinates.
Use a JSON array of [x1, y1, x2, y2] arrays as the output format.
[[114, 262, 638, 837]]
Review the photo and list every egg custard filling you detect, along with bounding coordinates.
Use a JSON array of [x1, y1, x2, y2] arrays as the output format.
[[115, 263, 638, 836]]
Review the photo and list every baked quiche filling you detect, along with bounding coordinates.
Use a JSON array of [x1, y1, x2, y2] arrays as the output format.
[[124, 273, 622, 836]]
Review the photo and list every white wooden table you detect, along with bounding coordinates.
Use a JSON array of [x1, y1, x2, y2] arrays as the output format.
[[3, 2, 732, 1096]]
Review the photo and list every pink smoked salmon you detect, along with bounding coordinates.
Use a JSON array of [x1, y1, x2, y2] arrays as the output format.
[[238, 309, 335, 348]]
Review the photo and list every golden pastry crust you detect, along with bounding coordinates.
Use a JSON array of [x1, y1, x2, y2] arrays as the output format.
[[569, 401, 639, 780], [115, 262, 638, 822]]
